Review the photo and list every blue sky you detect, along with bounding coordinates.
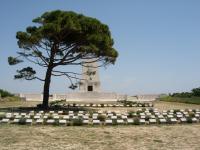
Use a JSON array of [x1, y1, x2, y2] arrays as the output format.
[[0, 0, 200, 95]]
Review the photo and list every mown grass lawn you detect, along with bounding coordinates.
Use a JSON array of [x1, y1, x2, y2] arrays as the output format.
[[159, 96, 200, 105]]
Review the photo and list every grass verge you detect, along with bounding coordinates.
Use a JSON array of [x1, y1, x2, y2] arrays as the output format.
[[159, 96, 200, 105]]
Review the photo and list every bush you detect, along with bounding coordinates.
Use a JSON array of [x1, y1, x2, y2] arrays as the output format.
[[112, 119, 117, 125], [166, 87, 200, 98], [97, 115, 106, 122], [100, 104, 104, 107], [136, 110, 143, 115], [49, 99, 66, 107], [145, 116, 150, 121], [149, 108, 154, 113], [18, 118, 26, 125], [72, 118, 83, 126], [174, 109, 180, 113], [186, 117, 193, 123], [166, 118, 172, 124], [192, 87, 200, 97], [0, 89, 14, 98], [0, 114, 5, 120], [53, 119, 59, 126], [133, 117, 140, 125], [142, 108, 146, 112], [36, 104, 43, 108], [128, 111, 134, 118], [189, 112, 195, 117], [48, 115, 53, 119]]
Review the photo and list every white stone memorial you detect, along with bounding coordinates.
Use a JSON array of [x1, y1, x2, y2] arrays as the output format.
[[105, 119, 112, 124], [92, 120, 100, 124], [117, 119, 124, 124], [26, 119, 33, 124], [159, 118, 167, 123], [83, 120, 89, 124], [59, 120, 67, 124], [127, 119, 134, 124], [36, 119, 44, 124]]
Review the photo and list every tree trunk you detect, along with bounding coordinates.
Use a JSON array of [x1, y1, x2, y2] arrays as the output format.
[[42, 66, 53, 109], [42, 44, 56, 109]]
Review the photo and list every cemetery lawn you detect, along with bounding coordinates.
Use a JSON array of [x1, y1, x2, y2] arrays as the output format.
[[160, 96, 200, 105], [1, 100, 200, 113], [0, 101, 200, 149], [0, 124, 200, 150]]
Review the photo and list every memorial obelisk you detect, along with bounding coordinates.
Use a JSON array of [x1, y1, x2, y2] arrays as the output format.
[[79, 60, 101, 92]]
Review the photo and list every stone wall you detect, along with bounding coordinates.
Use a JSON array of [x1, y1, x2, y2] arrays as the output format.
[[19, 93, 158, 102], [19, 92, 127, 102], [66, 92, 124, 101], [19, 93, 43, 101], [137, 94, 160, 101]]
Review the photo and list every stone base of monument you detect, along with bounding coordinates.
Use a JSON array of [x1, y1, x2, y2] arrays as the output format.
[[20, 92, 126, 102], [65, 92, 126, 102], [19, 92, 158, 102]]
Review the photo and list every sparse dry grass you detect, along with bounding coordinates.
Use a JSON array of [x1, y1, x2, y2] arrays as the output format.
[[0, 100, 39, 108], [0, 124, 200, 150], [1, 100, 200, 150]]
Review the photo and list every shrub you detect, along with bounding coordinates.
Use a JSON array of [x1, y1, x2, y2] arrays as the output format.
[[142, 108, 146, 112], [53, 119, 59, 126], [117, 116, 122, 119], [166, 118, 172, 124], [112, 119, 117, 125], [97, 115, 106, 122], [189, 112, 195, 117], [100, 104, 104, 107], [18, 118, 26, 125], [174, 109, 180, 113], [149, 108, 154, 113], [136, 110, 143, 115], [128, 111, 134, 118], [49, 99, 65, 106], [192, 87, 200, 97], [0, 89, 14, 98], [30, 114, 34, 119], [186, 117, 193, 123], [0, 114, 5, 120], [72, 118, 83, 126], [36, 104, 43, 108], [133, 117, 140, 125], [145, 116, 150, 121], [48, 115, 53, 119]]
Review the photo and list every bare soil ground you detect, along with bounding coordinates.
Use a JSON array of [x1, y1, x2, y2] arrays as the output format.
[[0, 124, 200, 150]]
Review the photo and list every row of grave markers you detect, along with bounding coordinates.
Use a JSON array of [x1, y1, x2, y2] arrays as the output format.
[[0, 108, 200, 125], [53, 103, 153, 107]]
